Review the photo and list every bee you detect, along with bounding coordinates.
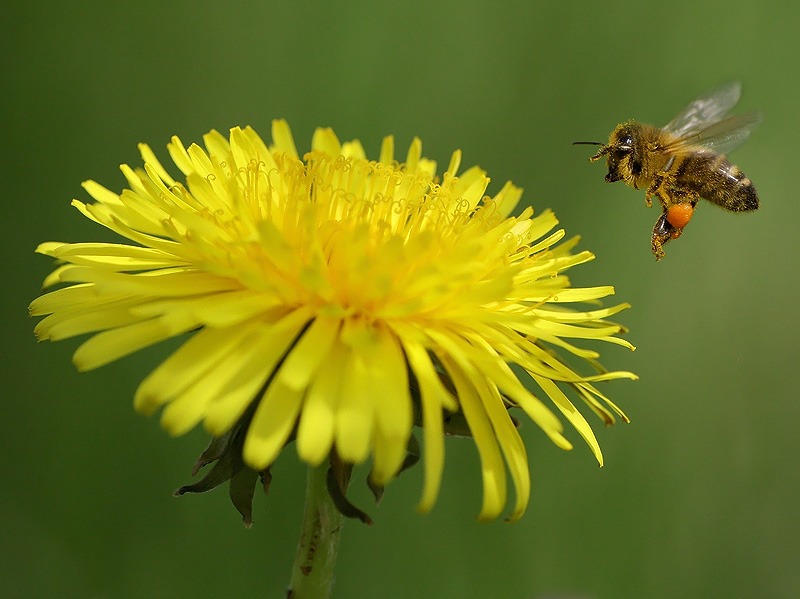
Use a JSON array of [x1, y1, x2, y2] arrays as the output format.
[[574, 82, 761, 260]]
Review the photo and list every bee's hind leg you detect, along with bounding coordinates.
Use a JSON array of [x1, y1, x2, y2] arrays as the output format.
[[651, 211, 676, 261]]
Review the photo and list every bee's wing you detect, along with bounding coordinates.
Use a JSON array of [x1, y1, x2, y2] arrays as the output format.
[[663, 81, 742, 138], [662, 111, 763, 156]]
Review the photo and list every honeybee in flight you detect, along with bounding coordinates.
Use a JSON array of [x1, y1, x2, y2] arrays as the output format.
[[574, 82, 761, 260]]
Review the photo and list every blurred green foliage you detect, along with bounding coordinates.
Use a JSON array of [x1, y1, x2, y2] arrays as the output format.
[[3, 1, 799, 598]]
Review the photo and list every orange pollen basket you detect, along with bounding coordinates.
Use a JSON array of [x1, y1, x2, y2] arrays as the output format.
[[666, 202, 695, 229]]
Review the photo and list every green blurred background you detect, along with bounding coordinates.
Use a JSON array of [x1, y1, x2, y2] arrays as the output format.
[[3, 1, 799, 598]]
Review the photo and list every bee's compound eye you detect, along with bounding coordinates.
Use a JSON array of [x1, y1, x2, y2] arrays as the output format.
[[617, 135, 633, 149], [666, 202, 695, 229]]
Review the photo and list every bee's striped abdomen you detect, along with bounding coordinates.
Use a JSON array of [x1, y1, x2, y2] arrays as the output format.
[[680, 152, 759, 212]]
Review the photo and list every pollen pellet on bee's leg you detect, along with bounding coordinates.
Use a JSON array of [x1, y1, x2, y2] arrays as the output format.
[[666, 202, 694, 229]]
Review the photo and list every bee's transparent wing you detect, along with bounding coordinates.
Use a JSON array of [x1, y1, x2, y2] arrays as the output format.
[[662, 111, 763, 156], [663, 82, 742, 138]]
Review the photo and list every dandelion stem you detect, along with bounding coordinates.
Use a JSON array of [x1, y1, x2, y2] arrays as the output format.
[[287, 463, 344, 599]]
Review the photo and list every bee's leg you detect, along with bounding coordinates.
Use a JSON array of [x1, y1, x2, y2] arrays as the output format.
[[645, 176, 668, 209], [647, 157, 681, 210], [651, 211, 676, 261], [644, 184, 655, 208], [652, 199, 698, 259]]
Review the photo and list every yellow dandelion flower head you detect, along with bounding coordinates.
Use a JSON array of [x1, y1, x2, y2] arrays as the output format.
[[31, 120, 636, 522]]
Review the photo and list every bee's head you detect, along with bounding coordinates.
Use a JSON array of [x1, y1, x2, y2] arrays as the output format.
[[574, 122, 644, 184]]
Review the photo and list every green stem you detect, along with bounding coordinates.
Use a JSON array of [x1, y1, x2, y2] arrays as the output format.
[[287, 464, 344, 599]]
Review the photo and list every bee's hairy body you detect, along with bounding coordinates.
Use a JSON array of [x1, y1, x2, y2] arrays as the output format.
[[603, 122, 759, 215]]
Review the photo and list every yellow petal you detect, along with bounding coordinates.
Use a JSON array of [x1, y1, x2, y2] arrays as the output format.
[[311, 127, 341, 157], [470, 374, 530, 522], [243, 378, 304, 470], [402, 339, 450, 513], [368, 326, 412, 485], [138, 142, 176, 186], [532, 374, 604, 466], [334, 345, 374, 463], [378, 135, 394, 165], [271, 119, 299, 158], [295, 339, 347, 465], [278, 316, 341, 392], [73, 315, 197, 371], [29, 284, 95, 316], [134, 319, 263, 415], [203, 307, 315, 434], [439, 353, 506, 521]]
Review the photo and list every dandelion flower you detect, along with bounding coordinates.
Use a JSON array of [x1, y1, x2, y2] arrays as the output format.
[[30, 120, 636, 523]]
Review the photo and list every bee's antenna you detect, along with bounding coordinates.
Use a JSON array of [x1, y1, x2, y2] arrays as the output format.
[[572, 141, 604, 146]]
